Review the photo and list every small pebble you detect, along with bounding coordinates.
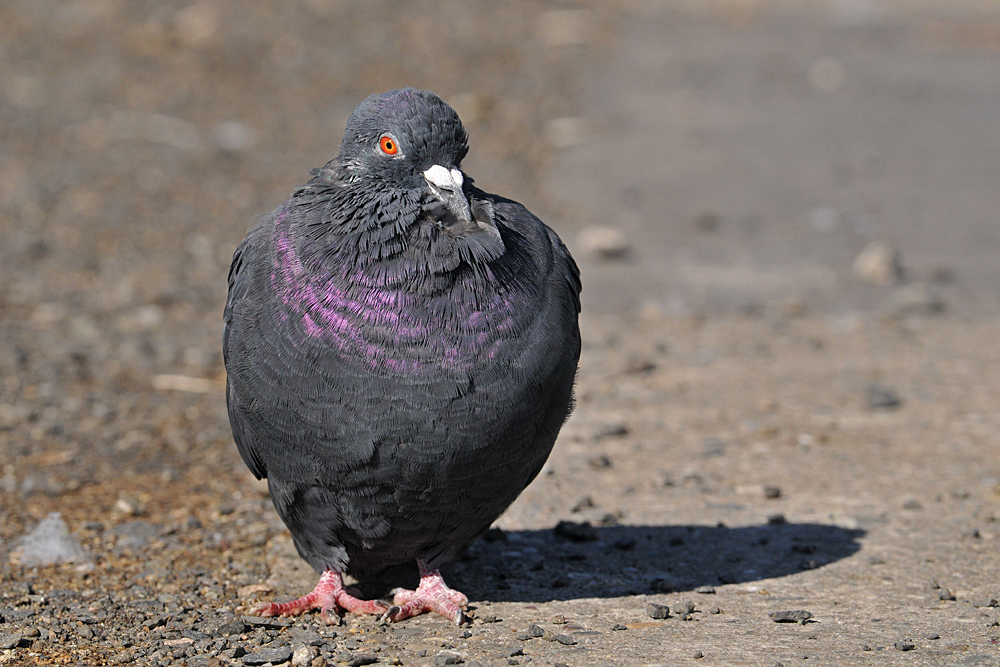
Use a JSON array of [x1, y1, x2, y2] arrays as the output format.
[[763, 486, 782, 499], [695, 586, 716, 594], [292, 646, 316, 667], [677, 601, 696, 615], [550, 614, 567, 625], [594, 422, 629, 439], [894, 641, 915, 652], [553, 521, 598, 542], [867, 385, 902, 410], [926, 633, 940, 640], [707, 607, 722, 615], [939, 588, 956, 601], [693, 650, 704, 659], [292, 630, 326, 647], [624, 355, 656, 374], [0, 633, 24, 650], [434, 652, 462, 666], [769, 610, 813, 624], [646, 603, 669, 619], [243, 646, 293, 666], [578, 226, 631, 260], [852, 241, 901, 286], [242, 615, 292, 629], [611, 624, 627, 631], [570, 497, 594, 512], [588, 455, 612, 470], [508, 648, 523, 657]]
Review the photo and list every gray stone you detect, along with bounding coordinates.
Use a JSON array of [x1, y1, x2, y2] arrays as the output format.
[[769, 610, 813, 624], [434, 652, 462, 666], [210, 615, 248, 636], [646, 603, 669, 619], [243, 645, 293, 665], [553, 520, 598, 542]]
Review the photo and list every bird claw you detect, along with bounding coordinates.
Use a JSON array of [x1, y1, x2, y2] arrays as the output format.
[[252, 601, 303, 618], [251, 602, 274, 617], [251, 570, 384, 622], [378, 606, 402, 625], [383, 566, 467, 625]]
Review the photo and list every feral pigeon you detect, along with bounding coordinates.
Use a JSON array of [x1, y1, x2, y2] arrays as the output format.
[[223, 88, 581, 624]]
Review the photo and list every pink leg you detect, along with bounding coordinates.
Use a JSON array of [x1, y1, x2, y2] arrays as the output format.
[[253, 569, 387, 624], [382, 559, 468, 625]]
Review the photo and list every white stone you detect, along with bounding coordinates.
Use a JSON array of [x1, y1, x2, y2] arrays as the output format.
[[578, 226, 630, 261], [853, 240, 901, 287], [16, 513, 89, 566], [292, 645, 316, 667]]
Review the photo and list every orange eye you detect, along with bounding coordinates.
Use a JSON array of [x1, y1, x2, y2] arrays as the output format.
[[379, 136, 398, 155]]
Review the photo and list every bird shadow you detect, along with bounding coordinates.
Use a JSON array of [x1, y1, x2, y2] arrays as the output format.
[[358, 521, 865, 603]]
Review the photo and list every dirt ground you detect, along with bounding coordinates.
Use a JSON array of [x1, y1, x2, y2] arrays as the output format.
[[1, 1, 999, 666]]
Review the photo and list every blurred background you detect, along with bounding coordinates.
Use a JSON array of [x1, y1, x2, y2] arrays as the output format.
[[1, 0, 999, 612]]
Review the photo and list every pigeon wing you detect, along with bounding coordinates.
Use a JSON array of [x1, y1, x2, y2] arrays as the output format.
[[223, 212, 278, 481]]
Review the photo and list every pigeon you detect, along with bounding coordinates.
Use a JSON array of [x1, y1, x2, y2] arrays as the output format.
[[223, 88, 581, 625]]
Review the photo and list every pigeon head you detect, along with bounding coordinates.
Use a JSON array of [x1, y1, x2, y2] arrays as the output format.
[[337, 88, 472, 224], [292, 88, 505, 284]]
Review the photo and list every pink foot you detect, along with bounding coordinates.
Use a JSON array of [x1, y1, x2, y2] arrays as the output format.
[[382, 560, 468, 625], [253, 569, 387, 624]]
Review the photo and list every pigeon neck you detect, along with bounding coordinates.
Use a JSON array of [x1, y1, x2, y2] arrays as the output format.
[[287, 179, 506, 293]]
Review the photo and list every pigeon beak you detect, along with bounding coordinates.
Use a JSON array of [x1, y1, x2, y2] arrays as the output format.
[[423, 165, 472, 224]]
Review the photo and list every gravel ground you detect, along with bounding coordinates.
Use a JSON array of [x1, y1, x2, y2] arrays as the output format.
[[2, 2, 999, 666]]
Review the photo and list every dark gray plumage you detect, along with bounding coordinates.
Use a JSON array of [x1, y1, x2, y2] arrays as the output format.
[[223, 88, 580, 623]]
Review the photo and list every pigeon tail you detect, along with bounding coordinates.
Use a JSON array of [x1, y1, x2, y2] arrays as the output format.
[[253, 569, 387, 624]]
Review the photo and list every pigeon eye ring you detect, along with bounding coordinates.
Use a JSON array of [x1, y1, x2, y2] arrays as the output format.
[[379, 134, 399, 156]]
